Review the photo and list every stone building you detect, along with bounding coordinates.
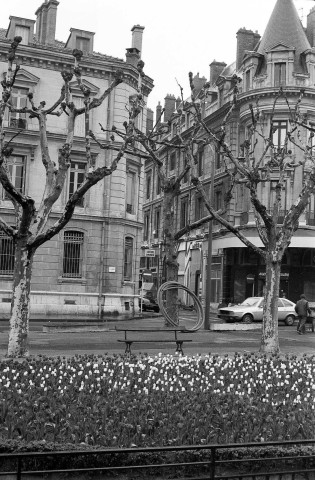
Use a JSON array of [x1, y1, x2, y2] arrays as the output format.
[[0, 1, 153, 318], [142, 0, 315, 307]]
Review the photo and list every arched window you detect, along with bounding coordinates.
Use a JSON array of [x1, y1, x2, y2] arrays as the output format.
[[62, 231, 84, 278], [124, 236, 134, 281]]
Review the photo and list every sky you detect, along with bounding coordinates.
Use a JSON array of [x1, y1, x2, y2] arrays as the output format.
[[1, 0, 313, 115]]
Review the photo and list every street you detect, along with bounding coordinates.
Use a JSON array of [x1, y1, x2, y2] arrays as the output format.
[[0, 316, 314, 357]]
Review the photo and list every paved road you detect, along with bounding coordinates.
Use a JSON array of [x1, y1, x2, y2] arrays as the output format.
[[0, 316, 314, 357]]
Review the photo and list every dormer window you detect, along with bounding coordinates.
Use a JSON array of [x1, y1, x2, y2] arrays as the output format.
[[274, 62, 286, 87], [245, 69, 251, 91], [15, 25, 30, 45], [6, 16, 35, 46], [65, 28, 95, 54]]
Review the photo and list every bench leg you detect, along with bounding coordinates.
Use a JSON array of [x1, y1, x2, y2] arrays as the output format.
[[124, 341, 133, 354], [175, 341, 184, 355]]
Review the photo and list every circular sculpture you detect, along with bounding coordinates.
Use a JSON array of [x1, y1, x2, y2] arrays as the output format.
[[157, 281, 204, 331]]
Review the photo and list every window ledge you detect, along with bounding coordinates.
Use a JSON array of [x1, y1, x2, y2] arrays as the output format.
[[58, 276, 87, 285], [0, 275, 13, 280]]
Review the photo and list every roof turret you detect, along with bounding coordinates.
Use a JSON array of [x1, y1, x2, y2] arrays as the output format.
[[256, 0, 311, 73]]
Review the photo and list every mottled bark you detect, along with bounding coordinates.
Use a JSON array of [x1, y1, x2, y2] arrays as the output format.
[[8, 240, 33, 357], [163, 182, 179, 325], [260, 256, 281, 354]]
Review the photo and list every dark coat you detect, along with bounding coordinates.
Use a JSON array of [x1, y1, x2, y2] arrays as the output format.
[[295, 298, 311, 317]]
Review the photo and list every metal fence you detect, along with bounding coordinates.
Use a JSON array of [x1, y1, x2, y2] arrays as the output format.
[[1, 439, 315, 479]]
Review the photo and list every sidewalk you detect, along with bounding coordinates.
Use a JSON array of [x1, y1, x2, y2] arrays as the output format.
[[0, 314, 314, 357]]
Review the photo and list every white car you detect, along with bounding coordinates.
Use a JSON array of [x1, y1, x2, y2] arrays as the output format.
[[218, 297, 296, 326]]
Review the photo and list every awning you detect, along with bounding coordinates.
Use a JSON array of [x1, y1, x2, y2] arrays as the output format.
[[213, 227, 315, 250]]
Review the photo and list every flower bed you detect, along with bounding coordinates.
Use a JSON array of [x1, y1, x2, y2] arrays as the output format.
[[0, 352, 315, 448]]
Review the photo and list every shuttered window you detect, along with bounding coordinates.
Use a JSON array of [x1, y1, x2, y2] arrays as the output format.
[[0, 232, 15, 275]]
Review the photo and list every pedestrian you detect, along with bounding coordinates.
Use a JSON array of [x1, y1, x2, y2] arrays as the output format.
[[295, 294, 311, 335]]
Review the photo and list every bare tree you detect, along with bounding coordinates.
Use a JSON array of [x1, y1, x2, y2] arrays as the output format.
[[0, 38, 128, 357]]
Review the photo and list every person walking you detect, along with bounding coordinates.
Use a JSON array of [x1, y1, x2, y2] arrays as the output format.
[[295, 294, 311, 335]]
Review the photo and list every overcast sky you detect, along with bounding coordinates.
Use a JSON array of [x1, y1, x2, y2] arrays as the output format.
[[1, 0, 312, 113]]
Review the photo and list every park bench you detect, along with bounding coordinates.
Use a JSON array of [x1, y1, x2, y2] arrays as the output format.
[[115, 327, 192, 355]]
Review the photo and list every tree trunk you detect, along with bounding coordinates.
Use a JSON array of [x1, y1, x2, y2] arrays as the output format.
[[163, 185, 179, 325], [8, 241, 34, 357], [260, 256, 281, 354]]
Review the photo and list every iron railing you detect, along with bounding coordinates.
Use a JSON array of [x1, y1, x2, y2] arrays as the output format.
[[1, 439, 315, 479]]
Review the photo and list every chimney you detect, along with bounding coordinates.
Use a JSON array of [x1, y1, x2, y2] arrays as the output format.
[[131, 25, 145, 57], [146, 108, 154, 134], [210, 60, 227, 85], [307, 7, 315, 47], [236, 28, 260, 70], [192, 72, 207, 94], [156, 102, 162, 126], [35, 0, 59, 44], [164, 94, 176, 123]]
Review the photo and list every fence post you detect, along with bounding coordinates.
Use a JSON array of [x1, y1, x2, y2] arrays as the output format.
[[16, 457, 22, 480], [210, 446, 216, 480]]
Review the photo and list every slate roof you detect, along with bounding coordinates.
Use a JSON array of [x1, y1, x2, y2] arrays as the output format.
[[256, 0, 311, 74], [0, 27, 124, 64]]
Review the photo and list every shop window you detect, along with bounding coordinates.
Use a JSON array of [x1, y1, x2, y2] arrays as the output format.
[[62, 231, 84, 278], [302, 249, 315, 266], [124, 236, 134, 281], [0, 232, 15, 275]]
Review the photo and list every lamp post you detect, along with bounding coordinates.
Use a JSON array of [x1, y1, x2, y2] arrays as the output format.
[[204, 146, 215, 330]]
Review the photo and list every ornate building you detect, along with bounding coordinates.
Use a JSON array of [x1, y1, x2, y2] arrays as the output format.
[[0, 1, 153, 318], [143, 0, 315, 307]]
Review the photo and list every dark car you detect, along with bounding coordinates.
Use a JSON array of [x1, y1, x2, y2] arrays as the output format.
[[140, 296, 159, 313]]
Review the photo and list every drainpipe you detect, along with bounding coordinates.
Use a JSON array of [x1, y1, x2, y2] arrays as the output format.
[[98, 220, 106, 320]]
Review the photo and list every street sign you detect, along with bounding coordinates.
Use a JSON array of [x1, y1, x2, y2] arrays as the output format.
[[145, 249, 156, 257]]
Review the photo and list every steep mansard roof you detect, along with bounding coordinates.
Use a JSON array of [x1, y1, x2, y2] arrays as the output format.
[[256, 0, 311, 74]]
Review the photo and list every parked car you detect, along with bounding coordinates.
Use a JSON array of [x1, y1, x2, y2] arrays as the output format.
[[140, 296, 159, 313], [218, 297, 296, 325]]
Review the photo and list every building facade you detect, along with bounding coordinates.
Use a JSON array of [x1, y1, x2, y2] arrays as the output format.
[[0, 1, 153, 318], [142, 0, 315, 307]]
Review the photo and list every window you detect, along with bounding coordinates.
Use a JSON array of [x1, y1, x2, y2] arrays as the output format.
[[156, 171, 161, 195], [126, 169, 136, 214], [195, 196, 204, 221], [198, 149, 204, 177], [245, 69, 251, 91], [215, 148, 221, 170], [124, 236, 134, 281], [15, 25, 30, 45], [76, 36, 90, 53], [73, 96, 85, 137], [274, 63, 286, 87], [62, 231, 84, 278], [207, 256, 221, 303], [170, 151, 176, 171], [146, 171, 152, 200], [180, 197, 189, 228], [272, 121, 287, 150], [69, 161, 86, 207], [143, 212, 150, 241], [182, 154, 189, 183], [10, 87, 28, 129], [0, 232, 15, 275], [3, 155, 25, 199], [154, 208, 161, 238], [215, 190, 222, 210]]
